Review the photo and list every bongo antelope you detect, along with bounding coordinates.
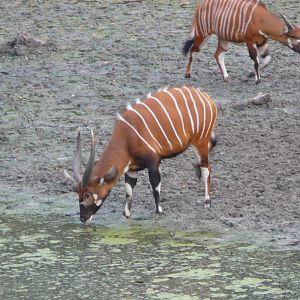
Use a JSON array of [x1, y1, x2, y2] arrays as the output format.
[[183, 0, 300, 83], [73, 86, 217, 223]]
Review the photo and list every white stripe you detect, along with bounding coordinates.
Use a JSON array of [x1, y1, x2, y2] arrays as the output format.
[[225, 0, 235, 39], [236, 0, 250, 39], [218, 0, 227, 36], [198, 6, 205, 36], [194, 20, 199, 37], [184, 86, 199, 135], [190, 26, 196, 41], [215, 0, 228, 36], [200, 5, 205, 35], [198, 91, 214, 138], [218, 0, 230, 36], [138, 102, 173, 150], [206, 0, 212, 33], [243, 1, 259, 35], [117, 114, 156, 154], [175, 88, 194, 134], [212, 0, 221, 32], [259, 30, 269, 39], [225, 0, 238, 40], [127, 104, 163, 150], [163, 89, 187, 137], [219, 0, 232, 38], [213, 0, 222, 34], [192, 88, 206, 139], [201, 1, 207, 35], [149, 95, 183, 146], [230, 0, 241, 40], [241, 1, 253, 35], [211, 0, 219, 32]]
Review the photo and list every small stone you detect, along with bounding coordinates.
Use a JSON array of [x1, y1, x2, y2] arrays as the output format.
[[247, 92, 272, 106], [180, 0, 189, 7]]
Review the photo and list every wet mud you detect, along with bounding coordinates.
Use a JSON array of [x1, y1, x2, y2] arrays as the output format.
[[0, 0, 299, 252]]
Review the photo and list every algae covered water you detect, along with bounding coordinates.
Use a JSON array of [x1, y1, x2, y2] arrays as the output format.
[[1, 213, 299, 299]]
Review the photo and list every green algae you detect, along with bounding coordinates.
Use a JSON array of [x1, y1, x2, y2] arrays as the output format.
[[161, 239, 197, 247], [156, 292, 199, 300], [166, 267, 219, 279], [1, 214, 299, 299], [253, 287, 285, 296], [14, 247, 59, 264], [93, 236, 139, 245]]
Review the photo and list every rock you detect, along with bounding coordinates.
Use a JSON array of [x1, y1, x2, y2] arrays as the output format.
[[0, 32, 48, 56], [288, 240, 300, 246], [231, 92, 272, 110], [180, 0, 189, 7], [247, 92, 272, 106]]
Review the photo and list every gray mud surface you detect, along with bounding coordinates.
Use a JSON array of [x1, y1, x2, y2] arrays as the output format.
[[0, 0, 299, 247]]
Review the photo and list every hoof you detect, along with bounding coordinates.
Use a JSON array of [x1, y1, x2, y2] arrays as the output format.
[[255, 78, 261, 84], [123, 211, 131, 219], [223, 76, 229, 82], [204, 200, 211, 208], [156, 205, 164, 214], [185, 73, 191, 79]]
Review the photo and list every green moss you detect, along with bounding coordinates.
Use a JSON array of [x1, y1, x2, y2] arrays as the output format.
[[166, 268, 218, 280], [96, 236, 138, 245], [157, 293, 199, 300], [225, 277, 272, 293]]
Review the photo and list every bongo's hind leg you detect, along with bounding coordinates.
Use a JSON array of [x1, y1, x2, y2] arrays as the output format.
[[192, 143, 212, 208], [214, 38, 230, 82], [185, 35, 209, 79]]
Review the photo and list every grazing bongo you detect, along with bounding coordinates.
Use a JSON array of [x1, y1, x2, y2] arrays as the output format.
[[183, 0, 300, 83], [73, 86, 217, 223]]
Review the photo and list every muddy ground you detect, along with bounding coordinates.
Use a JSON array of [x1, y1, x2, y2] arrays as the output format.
[[0, 0, 299, 246]]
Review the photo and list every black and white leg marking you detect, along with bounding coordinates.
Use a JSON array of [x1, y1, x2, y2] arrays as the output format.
[[200, 164, 211, 208], [257, 43, 271, 72], [148, 166, 163, 214], [215, 40, 229, 82], [123, 170, 138, 218], [247, 43, 260, 84], [193, 145, 212, 208], [194, 162, 211, 208], [248, 42, 271, 78]]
